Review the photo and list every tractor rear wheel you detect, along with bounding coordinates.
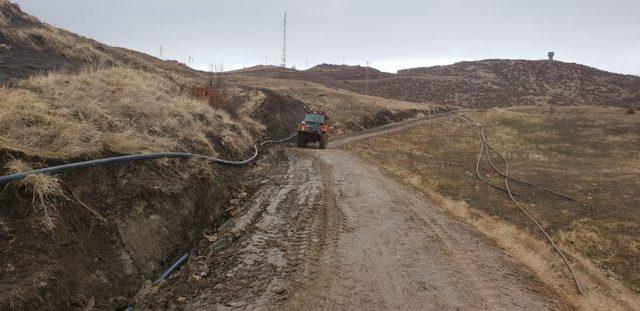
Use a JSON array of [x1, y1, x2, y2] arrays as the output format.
[[319, 135, 328, 149], [297, 134, 306, 147]]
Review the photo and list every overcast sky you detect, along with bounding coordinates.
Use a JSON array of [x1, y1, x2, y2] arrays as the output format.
[[12, 0, 640, 75]]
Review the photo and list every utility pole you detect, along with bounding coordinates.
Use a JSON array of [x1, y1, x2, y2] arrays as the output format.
[[281, 12, 287, 68], [365, 60, 370, 95], [159, 45, 163, 59], [305, 60, 308, 69]]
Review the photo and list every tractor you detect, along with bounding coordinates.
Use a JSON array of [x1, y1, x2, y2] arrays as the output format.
[[297, 110, 329, 149]]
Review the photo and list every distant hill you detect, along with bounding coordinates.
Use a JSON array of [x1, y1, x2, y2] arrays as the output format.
[[233, 60, 640, 108]]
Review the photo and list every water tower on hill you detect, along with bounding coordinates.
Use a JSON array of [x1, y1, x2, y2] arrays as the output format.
[[548, 52, 555, 61]]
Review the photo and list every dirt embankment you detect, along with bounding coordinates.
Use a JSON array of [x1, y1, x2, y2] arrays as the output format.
[[1, 158, 247, 309], [248, 89, 306, 138], [341, 108, 433, 132], [224, 74, 440, 136]]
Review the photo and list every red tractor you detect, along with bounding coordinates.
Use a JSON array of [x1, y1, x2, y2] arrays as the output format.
[[297, 110, 329, 149]]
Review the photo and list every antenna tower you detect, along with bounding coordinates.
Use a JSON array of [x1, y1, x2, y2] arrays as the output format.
[[281, 13, 287, 68]]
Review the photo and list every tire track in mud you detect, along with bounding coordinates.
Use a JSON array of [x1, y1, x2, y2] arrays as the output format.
[[137, 150, 343, 310], [283, 155, 345, 310]]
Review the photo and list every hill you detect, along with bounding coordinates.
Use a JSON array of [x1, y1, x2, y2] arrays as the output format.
[[0, 0, 195, 84], [234, 60, 640, 108], [225, 64, 392, 93]]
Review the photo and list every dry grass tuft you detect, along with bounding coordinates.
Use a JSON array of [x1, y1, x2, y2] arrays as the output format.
[[5, 159, 65, 229], [626, 108, 635, 114]]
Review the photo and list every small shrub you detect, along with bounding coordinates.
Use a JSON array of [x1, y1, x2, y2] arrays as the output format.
[[184, 84, 226, 109], [627, 108, 636, 114]]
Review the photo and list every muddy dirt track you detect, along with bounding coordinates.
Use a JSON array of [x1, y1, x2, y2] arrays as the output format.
[[138, 117, 571, 310]]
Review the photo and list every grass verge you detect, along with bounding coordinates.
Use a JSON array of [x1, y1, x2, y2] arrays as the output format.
[[344, 106, 640, 309]]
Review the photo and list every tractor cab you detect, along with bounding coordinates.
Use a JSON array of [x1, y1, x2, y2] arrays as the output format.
[[301, 112, 326, 132], [297, 111, 329, 149]]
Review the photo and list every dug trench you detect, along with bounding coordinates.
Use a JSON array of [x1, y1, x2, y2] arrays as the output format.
[[0, 87, 305, 310], [0, 86, 434, 310]]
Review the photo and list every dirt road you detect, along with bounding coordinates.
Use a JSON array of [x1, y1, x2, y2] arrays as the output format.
[[139, 119, 571, 310], [286, 147, 570, 310]]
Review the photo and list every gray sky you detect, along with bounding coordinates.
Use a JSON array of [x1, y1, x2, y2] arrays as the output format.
[[12, 0, 640, 75]]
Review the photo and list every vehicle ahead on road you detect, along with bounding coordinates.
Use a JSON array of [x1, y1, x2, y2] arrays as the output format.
[[297, 111, 329, 149]]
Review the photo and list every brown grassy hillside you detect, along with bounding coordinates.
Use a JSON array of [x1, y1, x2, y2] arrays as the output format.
[[388, 60, 640, 107], [234, 60, 640, 109], [0, 67, 261, 160]]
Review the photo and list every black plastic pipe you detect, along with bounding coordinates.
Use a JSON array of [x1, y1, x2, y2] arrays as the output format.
[[0, 132, 300, 186], [0, 148, 256, 186], [154, 252, 190, 284]]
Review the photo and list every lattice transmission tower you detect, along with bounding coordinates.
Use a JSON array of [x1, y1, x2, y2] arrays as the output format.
[[281, 13, 287, 68]]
